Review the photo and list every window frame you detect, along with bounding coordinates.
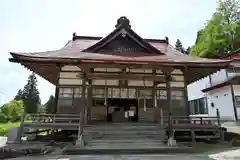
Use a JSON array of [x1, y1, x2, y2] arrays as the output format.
[[189, 97, 208, 114]]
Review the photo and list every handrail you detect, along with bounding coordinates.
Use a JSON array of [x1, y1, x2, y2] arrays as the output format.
[[161, 115, 220, 126], [27, 113, 80, 117], [24, 113, 82, 124]]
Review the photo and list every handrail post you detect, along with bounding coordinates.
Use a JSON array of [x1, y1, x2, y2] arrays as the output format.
[[160, 108, 163, 128], [16, 112, 26, 143], [76, 111, 84, 146], [216, 108, 224, 142], [216, 108, 220, 126]]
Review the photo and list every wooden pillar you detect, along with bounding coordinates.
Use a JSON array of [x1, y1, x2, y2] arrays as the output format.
[[82, 76, 87, 124], [137, 88, 140, 121], [152, 70, 157, 122], [165, 70, 176, 146], [54, 65, 61, 113], [87, 79, 92, 122], [77, 111, 84, 145], [183, 67, 190, 116], [16, 112, 26, 143], [166, 75, 173, 137]]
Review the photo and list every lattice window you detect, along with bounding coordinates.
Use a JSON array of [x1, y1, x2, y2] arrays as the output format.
[[157, 90, 167, 100], [171, 90, 184, 100], [139, 89, 152, 99], [59, 88, 73, 98], [112, 88, 120, 98], [128, 88, 136, 98], [93, 88, 105, 98]]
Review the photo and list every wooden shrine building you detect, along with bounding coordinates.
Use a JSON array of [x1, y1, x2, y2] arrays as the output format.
[[9, 17, 231, 144]]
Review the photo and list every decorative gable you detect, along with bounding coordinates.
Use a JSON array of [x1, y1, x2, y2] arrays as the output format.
[[84, 16, 164, 55], [97, 32, 151, 53]]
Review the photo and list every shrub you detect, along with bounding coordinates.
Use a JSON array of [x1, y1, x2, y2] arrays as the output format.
[[0, 114, 7, 123]]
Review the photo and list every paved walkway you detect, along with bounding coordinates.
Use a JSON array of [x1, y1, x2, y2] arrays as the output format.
[[7, 154, 211, 160], [222, 121, 240, 134], [0, 136, 7, 147], [209, 148, 240, 159]]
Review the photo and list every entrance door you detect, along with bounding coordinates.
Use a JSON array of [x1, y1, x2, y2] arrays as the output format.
[[107, 98, 138, 122]]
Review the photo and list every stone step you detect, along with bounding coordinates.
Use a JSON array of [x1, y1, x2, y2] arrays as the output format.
[[62, 144, 194, 155], [87, 139, 165, 144], [87, 142, 165, 148], [84, 125, 161, 130], [84, 130, 164, 135], [84, 123, 161, 127], [84, 134, 165, 141]]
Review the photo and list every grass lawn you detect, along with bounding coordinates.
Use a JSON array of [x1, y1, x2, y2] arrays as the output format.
[[0, 122, 20, 136]]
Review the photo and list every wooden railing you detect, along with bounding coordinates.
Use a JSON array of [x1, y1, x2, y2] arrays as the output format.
[[24, 113, 81, 124], [161, 109, 224, 142], [160, 108, 221, 127], [161, 116, 220, 126]]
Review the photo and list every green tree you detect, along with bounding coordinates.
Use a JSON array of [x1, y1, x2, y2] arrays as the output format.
[[22, 73, 41, 113], [175, 39, 185, 53], [14, 89, 23, 100], [191, 0, 240, 57], [0, 100, 24, 122], [44, 95, 55, 114], [185, 47, 191, 55]]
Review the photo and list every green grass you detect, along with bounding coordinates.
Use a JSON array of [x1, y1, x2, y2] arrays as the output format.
[[0, 122, 21, 136]]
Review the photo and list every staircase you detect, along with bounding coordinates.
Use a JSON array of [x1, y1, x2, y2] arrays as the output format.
[[84, 122, 165, 143], [63, 122, 182, 154], [62, 122, 193, 154]]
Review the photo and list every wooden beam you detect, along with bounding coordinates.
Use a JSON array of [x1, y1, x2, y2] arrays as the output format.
[[86, 73, 171, 81]]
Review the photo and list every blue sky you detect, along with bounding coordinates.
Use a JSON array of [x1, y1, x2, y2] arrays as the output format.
[[0, 0, 218, 106]]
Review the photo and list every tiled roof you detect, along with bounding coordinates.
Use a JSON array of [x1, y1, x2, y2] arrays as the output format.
[[61, 37, 184, 56], [10, 50, 230, 65]]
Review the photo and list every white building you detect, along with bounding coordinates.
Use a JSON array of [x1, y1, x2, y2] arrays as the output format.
[[187, 51, 240, 121]]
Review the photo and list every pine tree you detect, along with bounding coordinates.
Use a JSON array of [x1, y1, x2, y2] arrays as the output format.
[[44, 95, 55, 114], [14, 89, 23, 100], [185, 47, 191, 55], [22, 73, 41, 113], [175, 39, 185, 53]]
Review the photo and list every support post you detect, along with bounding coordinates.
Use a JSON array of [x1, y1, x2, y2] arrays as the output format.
[[82, 77, 87, 124], [216, 108, 224, 142], [182, 67, 190, 116], [216, 108, 220, 126], [15, 112, 26, 143], [153, 83, 157, 122], [76, 111, 84, 146], [166, 73, 176, 146], [191, 130, 196, 144], [152, 70, 157, 122], [87, 79, 92, 122], [54, 65, 61, 113], [76, 76, 86, 146]]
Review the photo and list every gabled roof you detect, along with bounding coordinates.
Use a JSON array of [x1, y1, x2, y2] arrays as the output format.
[[8, 16, 232, 85], [83, 16, 163, 55], [64, 35, 182, 56]]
